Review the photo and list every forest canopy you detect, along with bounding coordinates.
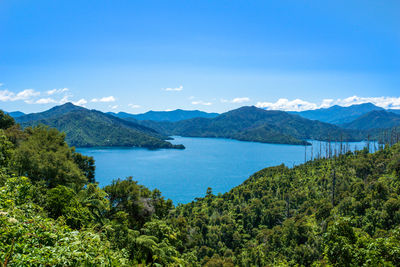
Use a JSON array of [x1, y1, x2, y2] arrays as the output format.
[[1, 111, 400, 266]]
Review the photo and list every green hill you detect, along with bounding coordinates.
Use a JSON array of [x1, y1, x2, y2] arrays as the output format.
[[342, 110, 400, 130], [17, 104, 184, 149], [16, 102, 85, 123], [108, 109, 219, 122], [137, 106, 363, 145], [292, 103, 384, 124]]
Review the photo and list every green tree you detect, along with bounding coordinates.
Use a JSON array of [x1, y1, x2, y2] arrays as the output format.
[[12, 125, 87, 188]]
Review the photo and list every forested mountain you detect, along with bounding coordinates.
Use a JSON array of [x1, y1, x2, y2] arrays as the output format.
[[137, 106, 363, 145], [108, 109, 219, 122], [14, 104, 184, 149], [291, 103, 384, 124], [6, 111, 25, 118], [15, 102, 85, 123], [389, 109, 400, 115], [342, 110, 400, 130], [1, 111, 400, 266]]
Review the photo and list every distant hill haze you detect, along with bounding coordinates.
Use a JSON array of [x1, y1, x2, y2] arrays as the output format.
[[15, 103, 184, 149], [136, 106, 364, 145], [342, 110, 400, 130], [108, 109, 219, 122], [291, 103, 385, 125], [6, 111, 25, 118]]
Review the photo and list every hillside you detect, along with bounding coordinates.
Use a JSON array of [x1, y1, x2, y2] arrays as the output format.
[[342, 110, 400, 130], [292, 103, 384, 124], [6, 111, 25, 118], [138, 106, 363, 145], [17, 104, 184, 149], [1, 114, 400, 266], [108, 109, 219, 122], [16, 102, 85, 123]]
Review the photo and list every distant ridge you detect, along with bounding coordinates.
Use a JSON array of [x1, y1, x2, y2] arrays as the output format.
[[16, 102, 85, 123], [137, 106, 363, 145], [16, 103, 184, 149], [342, 110, 400, 130], [291, 103, 384, 125], [108, 109, 219, 122], [6, 111, 25, 118]]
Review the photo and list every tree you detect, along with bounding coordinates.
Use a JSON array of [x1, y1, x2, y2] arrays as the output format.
[[12, 125, 87, 188], [0, 110, 14, 130]]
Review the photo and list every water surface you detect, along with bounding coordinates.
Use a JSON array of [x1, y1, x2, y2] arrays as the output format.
[[77, 137, 373, 204]]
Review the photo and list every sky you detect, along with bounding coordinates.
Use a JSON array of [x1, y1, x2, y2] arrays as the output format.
[[0, 0, 399, 114]]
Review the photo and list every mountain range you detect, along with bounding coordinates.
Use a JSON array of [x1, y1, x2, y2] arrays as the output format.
[[6, 102, 400, 147], [342, 110, 400, 130], [292, 103, 400, 125], [135, 106, 363, 145], [13, 103, 184, 149], [108, 109, 219, 122]]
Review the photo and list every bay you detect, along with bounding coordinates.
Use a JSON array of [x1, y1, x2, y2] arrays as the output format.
[[77, 136, 374, 204]]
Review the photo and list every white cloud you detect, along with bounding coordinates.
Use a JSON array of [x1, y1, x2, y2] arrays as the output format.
[[91, 96, 116, 103], [256, 96, 400, 111], [192, 100, 212, 106], [47, 88, 69, 95], [0, 83, 3, 87], [35, 98, 57, 104], [0, 90, 14, 101], [128, 104, 141, 109], [256, 98, 318, 111], [110, 105, 119, 109], [220, 97, 251, 104], [73, 98, 87, 106], [163, 85, 183, 92], [14, 89, 40, 100], [0, 89, 40, 102], [232, 97, 250, 104]]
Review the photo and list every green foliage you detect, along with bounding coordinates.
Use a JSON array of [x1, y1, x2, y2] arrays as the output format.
[[170, 143, 400, 266], [73, 152, 96, 183], [0, 110, 15, 130], [2, 118, 400, 265], [11, 125, 87, 188], [0, 177, 129, 266]]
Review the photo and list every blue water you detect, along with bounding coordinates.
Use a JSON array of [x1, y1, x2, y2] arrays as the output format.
[[77, 137, 374, 204]]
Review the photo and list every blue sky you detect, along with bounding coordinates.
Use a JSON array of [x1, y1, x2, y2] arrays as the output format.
[[1, 0, 399, 113]]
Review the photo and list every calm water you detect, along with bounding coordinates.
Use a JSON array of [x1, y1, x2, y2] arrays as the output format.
[[77, 137, 374, 204]]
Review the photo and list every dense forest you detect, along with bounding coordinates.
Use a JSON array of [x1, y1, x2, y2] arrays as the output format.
[[2, 109, 400, 266]]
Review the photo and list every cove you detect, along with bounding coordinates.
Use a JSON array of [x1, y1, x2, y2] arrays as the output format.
[[77, 136, 373, 204]]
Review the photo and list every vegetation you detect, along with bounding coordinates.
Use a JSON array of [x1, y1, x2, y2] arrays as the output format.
[[2, 108, 400, 266], [109, 109, 219, 122], [139, 106, 363, 145], [16, 104, 184, 149], [342, 110, 400, 130]]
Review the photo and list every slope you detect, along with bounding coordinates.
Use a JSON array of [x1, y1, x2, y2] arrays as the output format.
[[19, 105, 184, 149], [137, 106, 362, 145], [342, 110, 400, 130], [292, 103, 384, 124], [108, 109, 219, 122]]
